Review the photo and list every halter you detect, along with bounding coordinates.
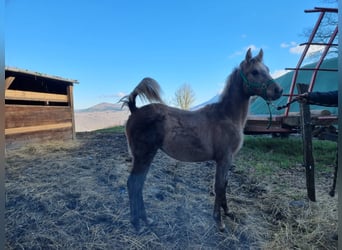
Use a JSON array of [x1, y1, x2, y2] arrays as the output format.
[[240, 70, 275, 129], [239, 70, 276, 100]]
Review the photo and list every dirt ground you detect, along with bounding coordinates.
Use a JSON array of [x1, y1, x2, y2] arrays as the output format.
[[5, 132, 338, 249], [74, 110, 129, 132]]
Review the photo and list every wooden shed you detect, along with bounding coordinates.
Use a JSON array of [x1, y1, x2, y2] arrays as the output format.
[[5, 67, 78, 148]]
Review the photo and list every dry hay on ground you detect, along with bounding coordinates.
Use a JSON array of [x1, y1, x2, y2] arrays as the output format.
[[5, 132, 337, 249]]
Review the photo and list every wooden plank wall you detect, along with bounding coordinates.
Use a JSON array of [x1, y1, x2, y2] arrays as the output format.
[[5, 105, 74, 147], [5, 89, 69, 102], [5, 87, 75, 147], [5, 70, 77, 148], [5, 105, 72, 132]]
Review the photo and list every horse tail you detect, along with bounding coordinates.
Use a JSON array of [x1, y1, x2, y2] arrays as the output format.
[[121, 77, 164, 113]]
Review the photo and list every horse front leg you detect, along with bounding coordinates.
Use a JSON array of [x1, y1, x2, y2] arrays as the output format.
[[213, 156, 231, 231]]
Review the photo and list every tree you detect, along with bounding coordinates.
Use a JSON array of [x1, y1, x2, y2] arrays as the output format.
[[173, 83, 195, 110], [303, 1, 338, 59]]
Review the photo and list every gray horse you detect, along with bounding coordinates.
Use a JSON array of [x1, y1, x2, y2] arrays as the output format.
[[122, 48, 283, 231]]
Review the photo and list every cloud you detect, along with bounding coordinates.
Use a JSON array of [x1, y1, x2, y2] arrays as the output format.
[[116, 92, 126, 98], [297, 45, 325, 56], [98, 92, 127, 100], [281, 41, 325, 56], [229, 44, 259, 58], [245, 44, 258, 52], [280, 41, 298, 48], [289, 45, 303, 54]]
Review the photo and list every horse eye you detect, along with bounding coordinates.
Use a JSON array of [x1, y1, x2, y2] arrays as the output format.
[[252, 70, 259, 76]]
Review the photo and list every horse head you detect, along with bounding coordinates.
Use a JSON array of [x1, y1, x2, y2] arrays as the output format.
[[239, 48, 283, 101]]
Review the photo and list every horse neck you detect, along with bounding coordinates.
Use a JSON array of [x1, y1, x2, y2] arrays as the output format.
[[218, 69, 250, 127]]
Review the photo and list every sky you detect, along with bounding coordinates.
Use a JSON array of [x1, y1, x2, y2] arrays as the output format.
[[5, 0, 338, 109]]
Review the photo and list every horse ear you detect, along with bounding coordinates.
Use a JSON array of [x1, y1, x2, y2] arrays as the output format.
[[256, 49, 263, 61], [245, 48, 252, 62]]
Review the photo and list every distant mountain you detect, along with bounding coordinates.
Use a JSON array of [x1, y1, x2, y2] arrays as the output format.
[[76, 102, 127, 113], [74, 102, 130, 132]]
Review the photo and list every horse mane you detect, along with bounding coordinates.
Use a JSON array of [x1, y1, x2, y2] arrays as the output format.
[[195, 66, 249, 124], [219, 67, 244, 104]]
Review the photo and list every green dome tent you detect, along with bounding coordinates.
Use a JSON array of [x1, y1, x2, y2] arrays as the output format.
[[250, 57, 338, 116]]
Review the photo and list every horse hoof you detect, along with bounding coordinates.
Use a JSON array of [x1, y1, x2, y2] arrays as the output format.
[[218, 223, 226, 232], [131, 218, 141, 231], [145, 217, 154, 226], [329, 190, 335, 197], [226, 211, 235, 219], [132, 223, 141, 233], [131, 222, 147, 234]]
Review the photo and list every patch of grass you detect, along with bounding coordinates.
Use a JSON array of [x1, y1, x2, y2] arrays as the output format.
[[253, 162, 274, 176], [312, 139, 338, 172], [95, 125, 125, 133], [236, 135, 337, 176], [234, 136, 338, 250]]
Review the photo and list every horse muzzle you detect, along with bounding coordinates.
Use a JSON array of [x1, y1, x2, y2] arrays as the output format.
[[266, 83, 283, 101]]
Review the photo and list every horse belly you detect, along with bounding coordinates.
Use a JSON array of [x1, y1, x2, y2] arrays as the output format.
[[161, 134, 213, 162]]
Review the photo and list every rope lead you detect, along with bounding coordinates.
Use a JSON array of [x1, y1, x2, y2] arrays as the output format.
[[266, 101, 272, 129]]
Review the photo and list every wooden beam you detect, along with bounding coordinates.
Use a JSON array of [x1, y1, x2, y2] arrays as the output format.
[[5, 90, 68, 102], [67, 85, 76, 139], [5, 76, 15, 89], [5, 122, 72, 135], [297, 83, 316, 202]]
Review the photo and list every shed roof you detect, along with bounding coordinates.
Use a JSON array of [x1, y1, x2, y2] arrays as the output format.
[[5, 66, 79, 84]]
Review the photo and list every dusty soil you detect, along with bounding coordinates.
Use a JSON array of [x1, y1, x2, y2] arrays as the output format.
[[75, 110, 129, 132], [5, 132, 338, 249]]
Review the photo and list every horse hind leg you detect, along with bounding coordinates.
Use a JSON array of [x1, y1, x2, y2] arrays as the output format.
[[127, 149, 157, 231]]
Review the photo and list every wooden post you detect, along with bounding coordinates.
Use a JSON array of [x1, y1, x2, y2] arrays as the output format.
[[297, 83, 316, 201], [67, 85, 76, 140]]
